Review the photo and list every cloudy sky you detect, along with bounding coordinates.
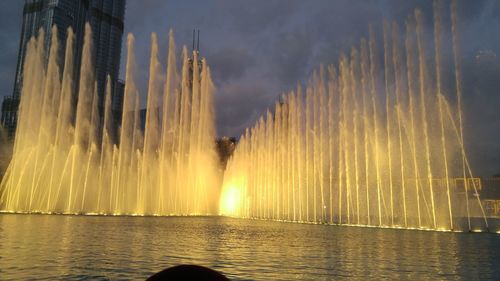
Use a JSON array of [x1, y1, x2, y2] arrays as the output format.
[[0, 0, 499, 176]]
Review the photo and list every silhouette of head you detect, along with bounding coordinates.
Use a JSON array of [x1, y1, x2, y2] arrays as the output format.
[[147, 264, 230, 281]]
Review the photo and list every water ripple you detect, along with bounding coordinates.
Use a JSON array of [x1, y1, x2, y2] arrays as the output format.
[[0, 214, 498, 280]]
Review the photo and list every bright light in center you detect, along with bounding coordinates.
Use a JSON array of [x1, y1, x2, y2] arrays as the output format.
[[220, 185, 242, 216]]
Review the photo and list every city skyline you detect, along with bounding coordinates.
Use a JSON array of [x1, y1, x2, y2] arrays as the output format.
[[0, 0, 498, 176]]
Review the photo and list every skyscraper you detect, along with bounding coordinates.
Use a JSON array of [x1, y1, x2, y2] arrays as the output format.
[[1, 0, 126, 136], [88, 0, 126, 111]]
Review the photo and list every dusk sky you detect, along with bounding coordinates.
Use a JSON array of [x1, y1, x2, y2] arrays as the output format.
[[0, 0, 498, 176]]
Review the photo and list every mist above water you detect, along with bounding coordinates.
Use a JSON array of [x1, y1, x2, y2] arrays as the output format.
[[0, 25, 221, 215]]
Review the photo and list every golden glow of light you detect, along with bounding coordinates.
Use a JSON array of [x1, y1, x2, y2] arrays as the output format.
[[220, 184, 242, 216], [436, 228, 451, 232]]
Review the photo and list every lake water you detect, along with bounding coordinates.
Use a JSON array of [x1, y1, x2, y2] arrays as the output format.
[[0, 214, 498, 280]]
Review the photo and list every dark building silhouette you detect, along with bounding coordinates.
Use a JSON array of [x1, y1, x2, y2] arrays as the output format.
[[111, 79, 125, 139], [89, 0, 126, 111], [215, 137, 237, 169], [1, 0, 126, 137], [0, 97, 19, 134]]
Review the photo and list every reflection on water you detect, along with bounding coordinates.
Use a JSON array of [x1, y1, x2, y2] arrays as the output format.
[[0, 214, 498, 280]]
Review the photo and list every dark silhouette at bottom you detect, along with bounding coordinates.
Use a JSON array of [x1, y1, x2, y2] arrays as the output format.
[[147, 265, 230, 281]]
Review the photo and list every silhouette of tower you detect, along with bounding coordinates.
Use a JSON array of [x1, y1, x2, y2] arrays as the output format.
[[1, 0, 126, 137]]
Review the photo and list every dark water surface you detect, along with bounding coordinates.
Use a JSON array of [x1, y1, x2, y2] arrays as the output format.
[[0, 214, 498, 280]]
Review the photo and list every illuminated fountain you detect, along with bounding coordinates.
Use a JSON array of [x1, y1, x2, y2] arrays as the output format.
[[220, 3, 489, 231], [0, 25, 220, 215]]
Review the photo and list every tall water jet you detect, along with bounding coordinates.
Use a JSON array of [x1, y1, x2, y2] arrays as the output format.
[[0, 25, 221, 216], [220, 2, 489, 232]]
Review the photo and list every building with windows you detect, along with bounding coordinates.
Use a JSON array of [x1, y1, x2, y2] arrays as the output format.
[[1, 0, 126, 136], [89, 0, 125, 111]]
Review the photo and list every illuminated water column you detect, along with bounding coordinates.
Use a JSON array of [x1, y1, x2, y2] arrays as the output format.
[[220, 2, 490, 232], [0, 26, 220, 216]]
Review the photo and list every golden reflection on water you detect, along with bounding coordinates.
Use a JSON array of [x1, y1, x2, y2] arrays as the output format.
[[0, 214, 498, 280]]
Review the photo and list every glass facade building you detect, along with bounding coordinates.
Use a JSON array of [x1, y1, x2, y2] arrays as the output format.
[[89, 0, 125, 111], [1, 0, 125, 136]]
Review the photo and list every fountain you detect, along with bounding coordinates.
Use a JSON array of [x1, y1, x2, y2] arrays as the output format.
[[0, 1, 492, 232], [220, 2, 490, 232], [0, 24, 221, 215]]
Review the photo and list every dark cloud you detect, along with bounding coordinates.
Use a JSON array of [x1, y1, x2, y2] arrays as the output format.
[[216, 82, 274, 136], [0, 0, 499, 176], [270, 26, 317, 86], [221, 0, 300, 35], [207, 47, 255, 85]]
